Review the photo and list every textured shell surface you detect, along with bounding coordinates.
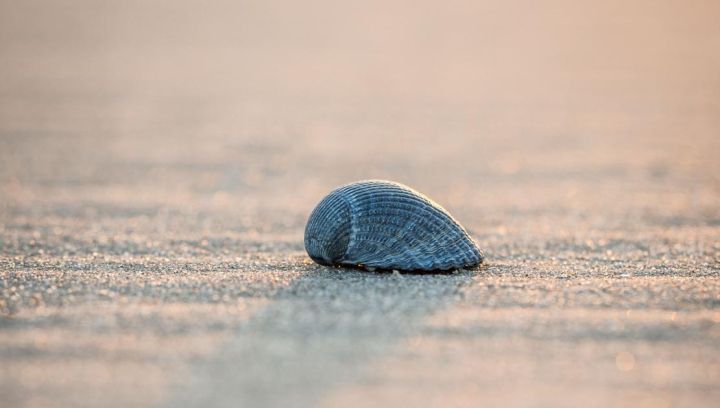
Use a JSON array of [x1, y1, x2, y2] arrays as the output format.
[[304, 180, 483, 271]]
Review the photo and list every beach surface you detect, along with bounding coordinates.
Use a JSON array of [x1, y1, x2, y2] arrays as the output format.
[[1, 1, 719, 406]]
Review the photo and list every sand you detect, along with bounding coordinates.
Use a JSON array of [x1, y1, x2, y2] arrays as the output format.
[[1, 1, 719, 407]]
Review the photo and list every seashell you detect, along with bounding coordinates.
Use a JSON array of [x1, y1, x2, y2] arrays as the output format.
[[304, 180, 483, 271]]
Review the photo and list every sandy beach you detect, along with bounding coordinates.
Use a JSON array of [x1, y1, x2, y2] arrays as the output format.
[[1, 1, 719, 406]]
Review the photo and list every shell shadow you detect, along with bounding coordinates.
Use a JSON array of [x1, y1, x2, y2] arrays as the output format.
[[174, 257, 486, 407]]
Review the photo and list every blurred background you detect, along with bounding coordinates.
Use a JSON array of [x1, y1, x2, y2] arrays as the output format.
[[1, 1, 719, 407], [2, 0, 719, 235], [2, 0, 719, 205]]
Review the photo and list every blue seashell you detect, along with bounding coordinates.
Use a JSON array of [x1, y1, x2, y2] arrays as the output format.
[[304, 180, 483, 271]]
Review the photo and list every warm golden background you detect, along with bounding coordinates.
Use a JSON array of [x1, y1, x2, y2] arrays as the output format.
[[1, 1, 719, 407]]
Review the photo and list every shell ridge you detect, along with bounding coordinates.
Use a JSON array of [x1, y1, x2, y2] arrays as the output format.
[[349, 213, 443, 269], [335, 190, 357, 265], [348, 184, 475, 269]]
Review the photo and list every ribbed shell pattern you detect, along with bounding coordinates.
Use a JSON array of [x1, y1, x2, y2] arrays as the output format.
[[304, 180, 483, 271]]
